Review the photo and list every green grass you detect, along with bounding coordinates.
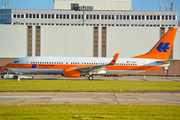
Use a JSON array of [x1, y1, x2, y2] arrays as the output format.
[[0, 80, 180, 91], [0, 105, 180, 120]]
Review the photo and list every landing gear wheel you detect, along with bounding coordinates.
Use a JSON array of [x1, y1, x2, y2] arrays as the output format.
[[88, 75, 93, 80], [13, 76, 18, 79]]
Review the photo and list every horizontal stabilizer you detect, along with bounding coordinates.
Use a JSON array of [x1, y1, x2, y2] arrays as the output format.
[[156, 59, 179, 64]]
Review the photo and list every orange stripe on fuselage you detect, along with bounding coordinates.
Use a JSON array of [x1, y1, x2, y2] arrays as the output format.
[[5, 63, 163, 71]]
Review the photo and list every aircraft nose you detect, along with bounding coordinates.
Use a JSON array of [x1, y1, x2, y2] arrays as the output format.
[[5, 63, 11, 68]]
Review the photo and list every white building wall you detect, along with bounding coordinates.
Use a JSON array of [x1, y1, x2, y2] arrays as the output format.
[[107, 27, 160, 58], [54, 0, 131, 11], [173, 27, 180, 59], [0, 25, 27, 58], [0, 25, 180, 59], [41, 26, 93, 57]]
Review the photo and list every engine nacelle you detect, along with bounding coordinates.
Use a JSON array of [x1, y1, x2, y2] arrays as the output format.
[[63, 69, 81, 78]]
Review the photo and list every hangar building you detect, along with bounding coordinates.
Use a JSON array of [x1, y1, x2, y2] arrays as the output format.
[[0, 0, 180, 75]]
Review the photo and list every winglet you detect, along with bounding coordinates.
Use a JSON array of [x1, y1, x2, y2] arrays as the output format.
[[108, 53, 119, 65]]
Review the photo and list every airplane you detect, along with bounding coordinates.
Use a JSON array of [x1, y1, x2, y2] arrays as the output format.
[[5, 28, 178, 80]]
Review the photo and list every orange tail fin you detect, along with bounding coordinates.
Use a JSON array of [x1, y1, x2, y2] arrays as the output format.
[[133, 28, 177, 60]]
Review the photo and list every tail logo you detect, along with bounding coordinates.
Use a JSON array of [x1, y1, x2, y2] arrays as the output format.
[[156, 42, 170, 52]]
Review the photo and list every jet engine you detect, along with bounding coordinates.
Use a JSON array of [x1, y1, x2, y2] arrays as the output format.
[[63, 69, 81, 78]]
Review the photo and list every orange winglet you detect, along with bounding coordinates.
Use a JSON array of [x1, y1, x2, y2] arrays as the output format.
[[109, 53, 119, 65], [133, 28, 177, 60]]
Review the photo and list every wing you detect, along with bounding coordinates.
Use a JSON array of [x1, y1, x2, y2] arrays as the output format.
[[77, 53, 119, 72]]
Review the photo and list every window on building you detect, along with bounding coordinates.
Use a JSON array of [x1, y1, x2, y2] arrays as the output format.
[[127, 15, 129, 20], [165, 15, 168, 20], [21, 14, 24, 18], [48, 14, 51, 19], [17, 14, 20, 18], [82, 15, 83, 19], [12, 14, 16, 19], [45, 14, 47, 19], [123, 15, 126, 20], [162, 15, 164, 20], [71, 14, 73, 19], [138, 15, 141, 20], [97, 15, 99, 19], [67, 15, 69, 19], [41, 14, 43, 18], [116, 15, 119, 19], [52, 14, 54, 19], [131, 15, 134, 20], [29, 14, 32, 18], [169, 15, 171, 20], [101, 15, 104, 19], [26, 14, 28, 18], [150, 15, 152, 20], [105, 15, 107, 19], [56, 14, 59, 19], [77, 15, 80, 19], [90, 15, 92, 19], [37, 14, 39, 18], [135, 15, 137, 20], [75, 15, 77, 19], [108, 15, 111, 19], [60, 14, 62, 19], [157, 15, 160, 20], [33, 14, 35, 18], [146, 15, 149, 20], [154, 15, 156, 20], [120, 15, 122, 20], [92, 15, 95, 19], [112, 15, 114, 19], [142, 15, 144, 20], [173, 15, 175, 20]]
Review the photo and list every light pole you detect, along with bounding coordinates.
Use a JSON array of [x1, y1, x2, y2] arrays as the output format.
[[76, 5, 93, 26]]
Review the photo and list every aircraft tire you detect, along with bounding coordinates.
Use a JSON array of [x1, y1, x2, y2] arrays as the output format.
[[88, 75, 93, 80], [13, 76, 18, 79]]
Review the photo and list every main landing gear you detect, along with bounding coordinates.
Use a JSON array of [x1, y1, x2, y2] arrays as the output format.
[[88, 75, 94, 80]]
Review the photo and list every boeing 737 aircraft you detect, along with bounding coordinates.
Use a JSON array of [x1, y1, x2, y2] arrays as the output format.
[[5, 28, 177, 80]]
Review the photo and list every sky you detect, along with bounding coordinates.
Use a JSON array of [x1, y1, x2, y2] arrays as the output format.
[[1, 0, 180, 21]]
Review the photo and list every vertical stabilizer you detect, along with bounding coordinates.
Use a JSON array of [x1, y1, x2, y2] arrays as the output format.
[[133, 28, 177, 60]]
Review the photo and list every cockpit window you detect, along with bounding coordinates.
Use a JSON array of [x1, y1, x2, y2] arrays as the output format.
[[14, 61, 19, 63]]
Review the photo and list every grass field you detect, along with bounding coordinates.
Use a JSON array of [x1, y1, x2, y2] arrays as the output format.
[[0, 105, 180, 119], [0, 80, 180, 91]]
